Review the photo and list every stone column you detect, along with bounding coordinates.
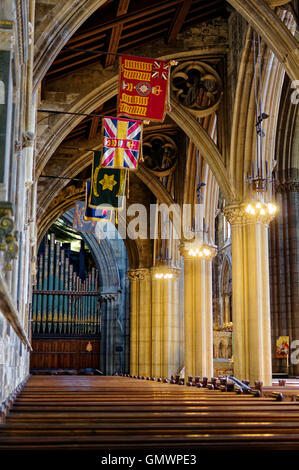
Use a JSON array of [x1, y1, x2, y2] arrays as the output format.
[[99, 293, 118, 375], [127, 269, 151, 376], [270, 179, 299, 375], [180, 244, 216, 381], [223, 293, 231, 325], [0, 20, 14, 201], [224, 204, 274, 385], [151, 267, 181, 379]]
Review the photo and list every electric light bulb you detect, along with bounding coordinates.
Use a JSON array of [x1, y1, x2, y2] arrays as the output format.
[[246, 205, 252, 213], [256, 202, 262, 209], [260, 209, 265, 215], [268, 203, 277, 214]]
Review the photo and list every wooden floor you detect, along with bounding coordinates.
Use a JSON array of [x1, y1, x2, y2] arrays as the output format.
[[1, 376, 299, 453]]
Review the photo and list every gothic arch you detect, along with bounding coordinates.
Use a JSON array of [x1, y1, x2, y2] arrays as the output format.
[[33, 0, 107, 92], [220, 256, 232, 295], [229, 15, 292, 200], [36, 98, 234, 202], [275, 77, 299, 175], [37, 185, 140, 269], [227, 0, 298, 82], [36, 146, 182, 238], [61, 211, 120, 293]]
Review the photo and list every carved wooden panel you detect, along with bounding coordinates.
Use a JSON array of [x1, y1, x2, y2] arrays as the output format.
[[30, 338, 100, 370]]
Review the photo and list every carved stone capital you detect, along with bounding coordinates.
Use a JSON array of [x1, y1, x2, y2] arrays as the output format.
[[22, 131, 35, 148], [15, 140, 23, 153], [224, 203, 276, 226], [127, 268, 150, 281]]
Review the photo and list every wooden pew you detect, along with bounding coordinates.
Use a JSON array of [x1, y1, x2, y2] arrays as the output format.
[[1, 375, 299, 451]]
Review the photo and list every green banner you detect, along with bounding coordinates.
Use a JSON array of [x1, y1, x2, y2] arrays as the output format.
[[89, 150, 126, 209]]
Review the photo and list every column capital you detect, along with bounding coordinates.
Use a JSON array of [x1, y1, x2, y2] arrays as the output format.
[[127, 268, 150, 281], [179, 241, 217, 260], [224, 203, 277, 226], [150, 265, 181, 280]]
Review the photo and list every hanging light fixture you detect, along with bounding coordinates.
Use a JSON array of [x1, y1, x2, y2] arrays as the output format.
[[187, 243, 217, 260], [184, 148, 217, 260], [245, 201, 278, 218], [154, 206, 176, 280], [154, 271, 174, 280], [245, 30, 278, 216]]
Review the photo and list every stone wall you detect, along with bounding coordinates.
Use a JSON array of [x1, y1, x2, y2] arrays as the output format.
[[0, 0, 36, 404], [0, 311, 29, 403]]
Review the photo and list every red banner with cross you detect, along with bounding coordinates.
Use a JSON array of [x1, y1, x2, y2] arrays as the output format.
[[117, 55, 170, 122]]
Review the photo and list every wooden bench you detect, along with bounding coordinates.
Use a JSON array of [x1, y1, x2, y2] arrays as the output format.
[[1, 375, 299, 451]]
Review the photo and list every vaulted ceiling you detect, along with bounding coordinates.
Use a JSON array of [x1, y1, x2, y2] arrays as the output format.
[[45, 0, 227, 82], [41, 0, 228, 143]]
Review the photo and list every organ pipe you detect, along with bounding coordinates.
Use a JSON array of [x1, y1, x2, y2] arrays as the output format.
[[32, 233, 101, 336]]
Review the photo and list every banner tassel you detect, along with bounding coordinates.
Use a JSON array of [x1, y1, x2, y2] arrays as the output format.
[[127, 170, 130, 199]]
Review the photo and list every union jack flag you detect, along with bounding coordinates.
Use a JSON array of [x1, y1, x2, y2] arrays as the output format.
[[101, 116, 142, 170], [151, 61, 169, 80]]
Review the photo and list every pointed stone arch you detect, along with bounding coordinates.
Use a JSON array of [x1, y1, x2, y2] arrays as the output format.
[[33, 0, 107, 92], [227, 0, 298, 82]]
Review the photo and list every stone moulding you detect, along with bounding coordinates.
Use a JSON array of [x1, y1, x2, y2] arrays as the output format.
[[127, 268, 150, 281]]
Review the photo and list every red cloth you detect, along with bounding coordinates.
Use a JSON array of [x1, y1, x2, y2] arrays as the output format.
[[117, 55, 169, 122]]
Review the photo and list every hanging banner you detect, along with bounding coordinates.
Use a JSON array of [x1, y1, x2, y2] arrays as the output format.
[[101, 116, 142, 170], [89, 151, 126, 209], [117, 55, 170, 122], [73, 201, 96, 231], [82, 185, 113, 222], [276, 336, 290, 358]]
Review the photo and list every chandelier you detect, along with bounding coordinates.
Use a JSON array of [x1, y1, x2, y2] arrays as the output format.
[[154, 272, 174, 280], [245, 201, 278, 217], [188, 243, 217, 260]]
